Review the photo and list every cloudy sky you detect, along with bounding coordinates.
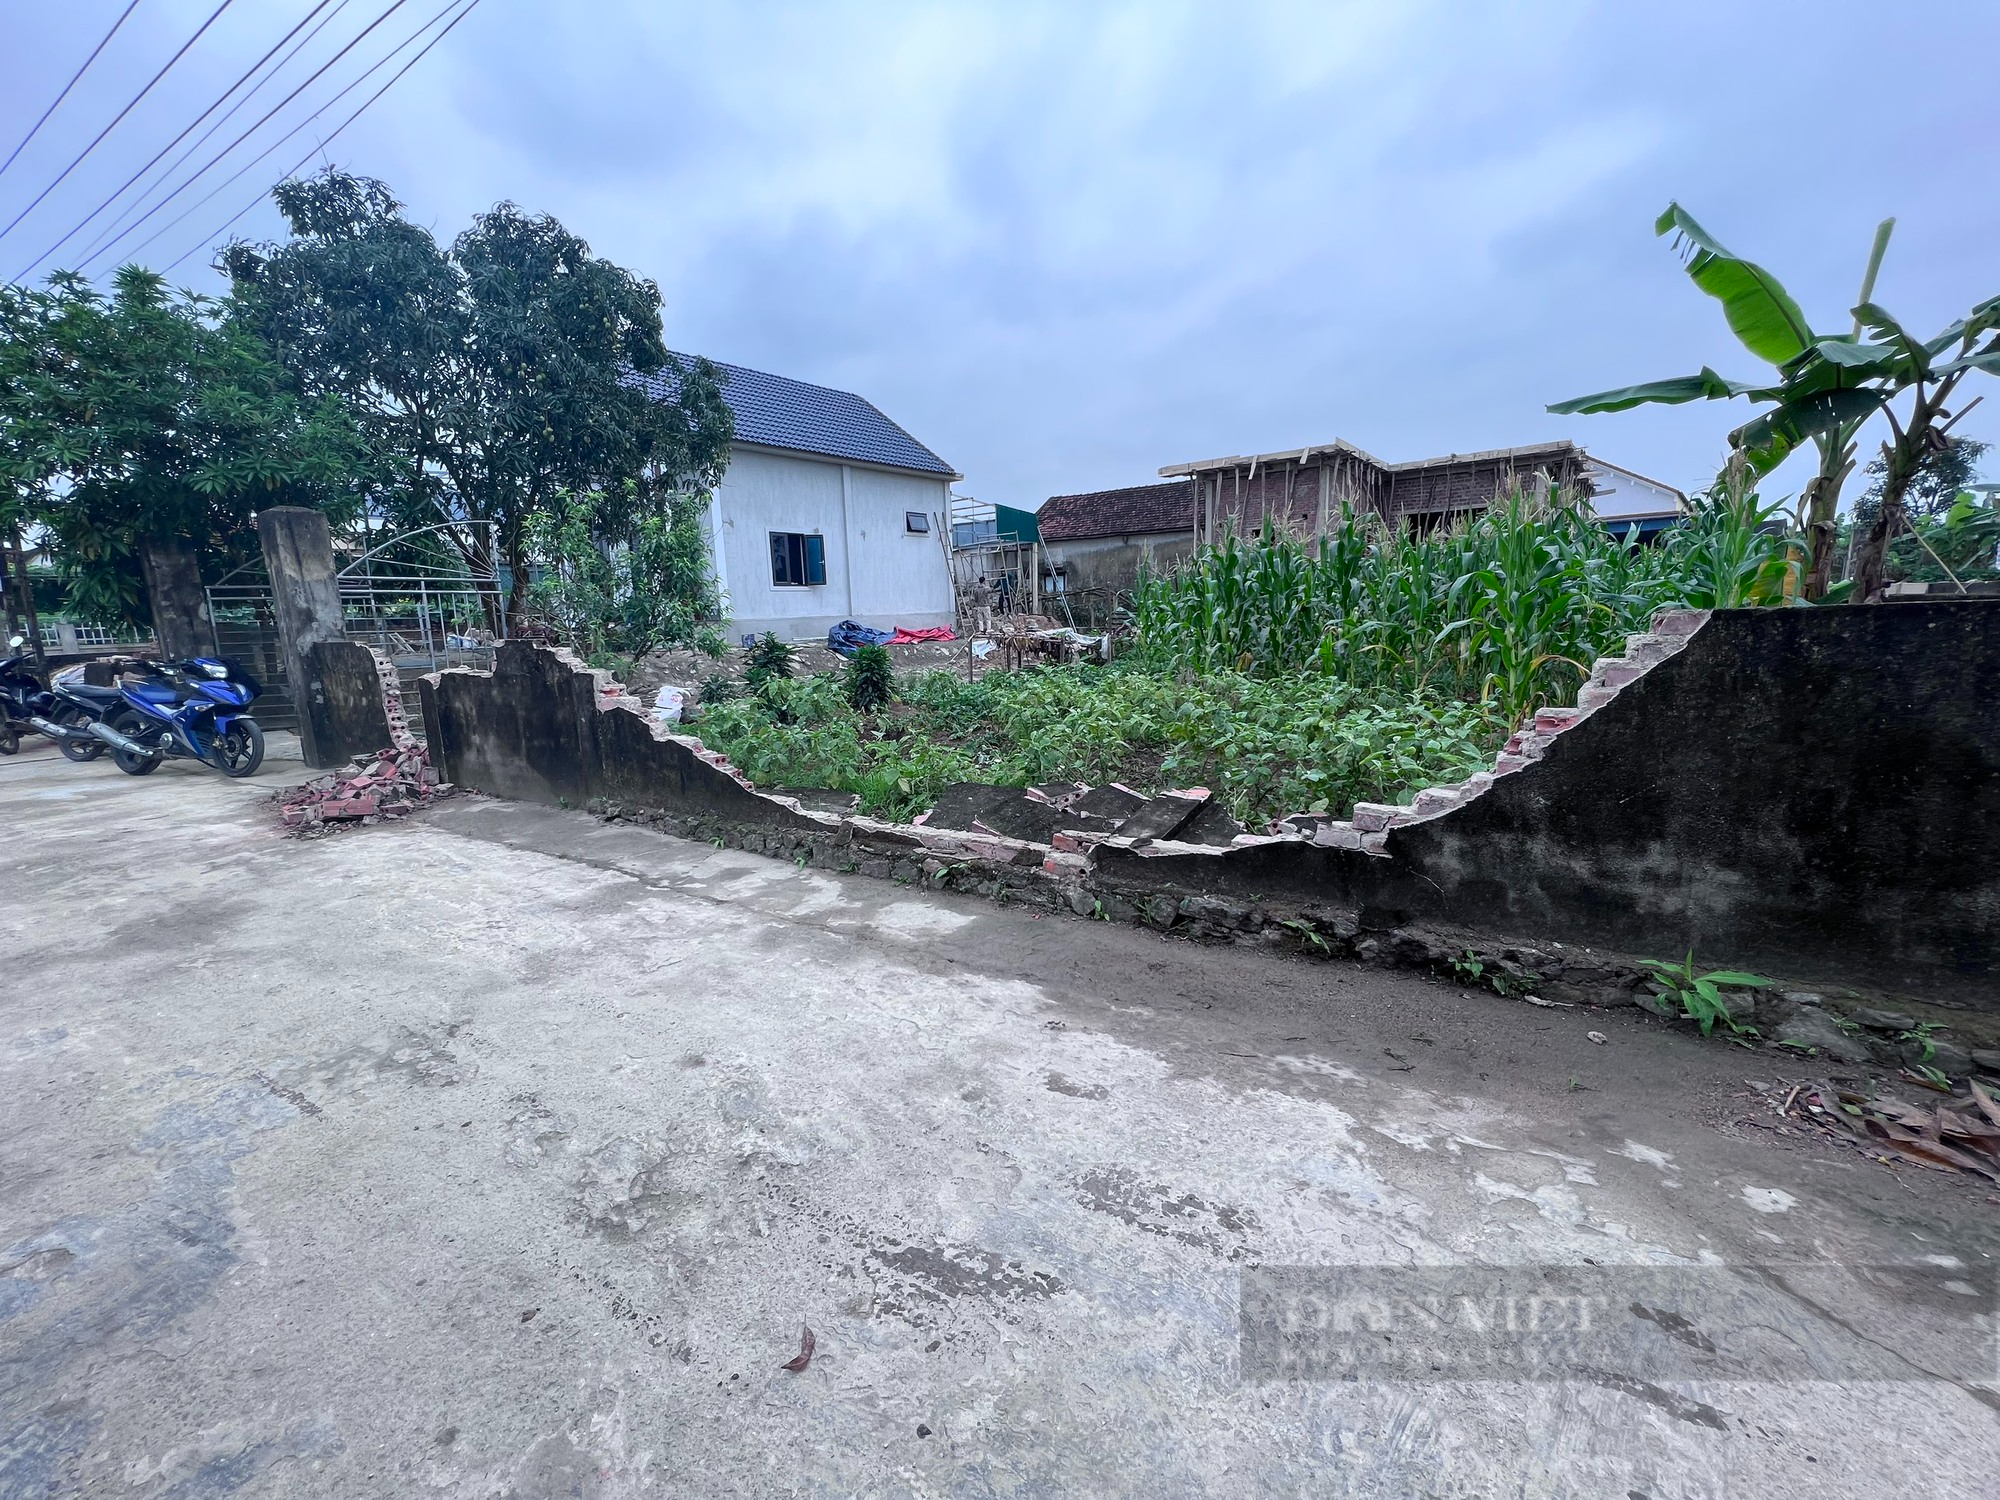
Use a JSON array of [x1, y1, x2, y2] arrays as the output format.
[[3, 1, 1996, 510]]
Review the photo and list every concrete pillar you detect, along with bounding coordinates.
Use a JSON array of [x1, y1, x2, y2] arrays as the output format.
[[257, 507, 347, 768], [137, 535, 209, 660]]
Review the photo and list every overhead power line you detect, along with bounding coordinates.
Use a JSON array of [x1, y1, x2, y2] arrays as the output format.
[[70, 0, 417, 276], [164, 0, 482, 275], [72, 0, 360, 268], [0, 0, 235, 249], [119, 0, 470, 277], [0, 0, 147, 185], [15, 0, 342, 281]]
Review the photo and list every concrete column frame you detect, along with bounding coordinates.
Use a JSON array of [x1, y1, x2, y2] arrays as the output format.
[[256, 507, 347, 768]]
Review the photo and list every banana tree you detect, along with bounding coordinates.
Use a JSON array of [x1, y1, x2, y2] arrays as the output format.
[[1550, 204, 1894, 599], [1839, 299, 2000, 598]]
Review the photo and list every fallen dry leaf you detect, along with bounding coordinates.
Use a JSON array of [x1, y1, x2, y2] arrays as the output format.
[[1971, 1079, 2000, 1130], [780, 1325, 816, 1373]]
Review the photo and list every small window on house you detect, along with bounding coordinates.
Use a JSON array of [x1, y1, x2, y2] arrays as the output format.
[[770, 532, 826, 587], [905, 511, 930, 534]]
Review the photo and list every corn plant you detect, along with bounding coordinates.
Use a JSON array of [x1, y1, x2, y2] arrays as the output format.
[[1128, 484, 1768, 723]]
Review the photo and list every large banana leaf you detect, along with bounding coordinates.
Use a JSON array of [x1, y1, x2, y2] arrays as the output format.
[[1656, 203, 1816, 367], [1729, 387, 1886, 462], [1852, 302, 1933, 378], [1924, 294, 2000, 358], [1547, 367, 1758, 415], [1933, 347, 2000, 379], [1806, 336, 1905, 373]]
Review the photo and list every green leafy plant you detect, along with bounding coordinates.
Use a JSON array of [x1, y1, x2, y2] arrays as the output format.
[[1282, 919, 1331, 955], [1902, 1021, 1944, 1063], [1639, 953, 1773, 1036], [1911, 1062, 1952, 1090], [1125, 486, 1791, 727], [695, 673, 742, 714], [1551, 201, 2000, 602], [844, 643, 896, 711], [745, 632, 796, 688], [1448, 950, 1533, 998]]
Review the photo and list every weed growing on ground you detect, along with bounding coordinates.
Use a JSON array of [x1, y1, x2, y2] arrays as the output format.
[[744, 633, 796, 687], [1639, 953, 1773, 1036]]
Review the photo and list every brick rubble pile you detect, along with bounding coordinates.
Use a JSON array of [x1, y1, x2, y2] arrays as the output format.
[[277, 645, 448, 834], [277, 743, 452, 835]]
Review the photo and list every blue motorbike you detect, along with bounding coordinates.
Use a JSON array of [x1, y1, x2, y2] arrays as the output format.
[[102, 656, 266, 779]]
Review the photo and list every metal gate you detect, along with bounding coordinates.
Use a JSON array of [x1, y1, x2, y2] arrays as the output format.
[[205, 522, 507, 741]]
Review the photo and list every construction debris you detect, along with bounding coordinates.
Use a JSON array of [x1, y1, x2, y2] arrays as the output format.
[[275, 743, 453, 836]]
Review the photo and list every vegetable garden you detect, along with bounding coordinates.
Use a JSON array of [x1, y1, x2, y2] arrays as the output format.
[[690, 482, 1813, 826]]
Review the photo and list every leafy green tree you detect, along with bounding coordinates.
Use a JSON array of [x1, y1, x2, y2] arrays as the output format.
[[844, 643, 895, 710], [525, 482, 721, 671], [1852, 436, 1986, 524], [224, 170, 732, 626], [0, 266, 363, 633], [744, 633, 795, 688]]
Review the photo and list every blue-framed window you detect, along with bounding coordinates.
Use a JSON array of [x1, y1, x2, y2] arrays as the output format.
[[770, 531, 826, 587]]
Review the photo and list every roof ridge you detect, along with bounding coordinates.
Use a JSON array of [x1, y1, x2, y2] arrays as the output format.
[[640, 352, 957, 478]]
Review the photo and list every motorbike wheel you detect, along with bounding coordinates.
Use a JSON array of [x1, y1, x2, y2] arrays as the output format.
[[216, 718, 264, 778], [57, 705, 103, 762], [106, 709, 161, 776], [0, 725, 16, 755]]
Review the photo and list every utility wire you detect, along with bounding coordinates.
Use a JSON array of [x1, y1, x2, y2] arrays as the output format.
[[0, 0, 235, 249], [134, 0, 470, 275], [163, 0, 480, 275], [15, 1, 342, 281], [73, 0, 358, 268], [73, 0, 415, 275], [0, 0, 146, 184]]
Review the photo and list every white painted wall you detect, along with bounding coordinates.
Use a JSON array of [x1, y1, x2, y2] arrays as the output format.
[[711, 444, 956, 641], [1588, 459, 1684, 521]]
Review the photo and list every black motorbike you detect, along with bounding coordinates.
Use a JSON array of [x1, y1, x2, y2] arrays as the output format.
[[0, 636, 178, 762], [0, 637, 56, 756]]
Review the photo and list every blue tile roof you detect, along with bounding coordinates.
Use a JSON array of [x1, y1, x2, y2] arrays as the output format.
[[628, 354, 957, 478]]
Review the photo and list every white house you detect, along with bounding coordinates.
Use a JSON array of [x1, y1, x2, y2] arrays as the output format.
[[635, 356, 961, 641], [1584, 456, 1687, 541]]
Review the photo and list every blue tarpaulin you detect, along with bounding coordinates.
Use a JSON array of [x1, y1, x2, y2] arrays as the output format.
[[827, 620, 894, 656]]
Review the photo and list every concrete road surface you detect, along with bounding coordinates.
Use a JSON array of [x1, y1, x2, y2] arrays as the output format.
[[2, 736, 1996, 1497]]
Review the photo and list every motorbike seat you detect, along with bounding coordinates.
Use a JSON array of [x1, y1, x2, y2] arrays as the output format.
[[63, 684, 125, 705]]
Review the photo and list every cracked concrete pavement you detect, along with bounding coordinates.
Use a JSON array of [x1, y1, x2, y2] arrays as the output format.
[[2, 736, 1996, 1496]]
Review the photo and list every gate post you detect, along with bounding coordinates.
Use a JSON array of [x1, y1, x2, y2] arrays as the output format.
[[257, 507, 348, 768], [137, 535, 209, 659]]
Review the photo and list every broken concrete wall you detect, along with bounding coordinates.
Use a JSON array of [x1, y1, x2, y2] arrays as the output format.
[[1098, 600, 2000, 1006], [298, 640, 397, 767], [417, 602, 2000, 1011], [419, 641, 820, 830]]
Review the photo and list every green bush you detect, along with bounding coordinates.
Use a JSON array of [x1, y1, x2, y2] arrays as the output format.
[[744, 632, 795, 687], [844, 644, 895, 710]]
